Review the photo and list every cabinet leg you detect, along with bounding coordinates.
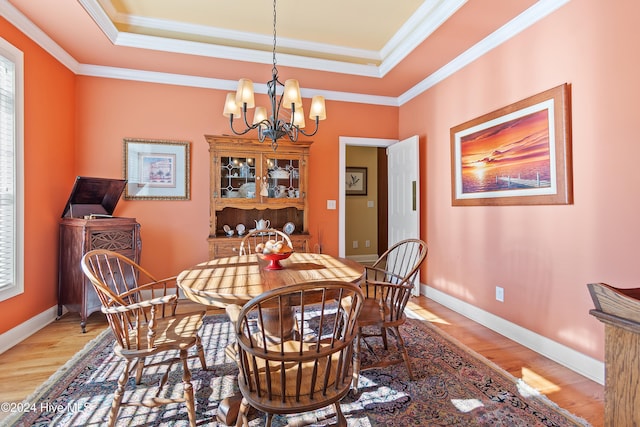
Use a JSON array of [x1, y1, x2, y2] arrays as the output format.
[[56, 305, 62, 320], [80, 319, 87, 333]]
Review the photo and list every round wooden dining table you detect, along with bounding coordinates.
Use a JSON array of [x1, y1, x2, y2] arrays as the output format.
[[177, 252, 364, 425], [177, 252, 364, 308]]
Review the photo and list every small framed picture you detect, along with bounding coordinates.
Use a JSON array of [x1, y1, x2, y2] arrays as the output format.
[[346, 167, 367, 196], [123, 138, 191, 200]]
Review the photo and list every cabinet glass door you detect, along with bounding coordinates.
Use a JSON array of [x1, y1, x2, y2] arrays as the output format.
[[220, 155, 257, 199], [265, 157, 300, 199]]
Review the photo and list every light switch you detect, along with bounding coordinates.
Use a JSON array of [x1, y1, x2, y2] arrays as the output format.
[[327, 200, 336, 210], [367, 200, 374, 208]]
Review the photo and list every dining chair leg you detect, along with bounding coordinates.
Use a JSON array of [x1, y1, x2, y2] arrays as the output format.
[[393, 326, 414, 380], [109, 359, 131, 427], [180, 349, 197, 427], [135, 356, 145, 384], [234, 397, 250, 427], [196, 336, 208, 370], [381, 326, 389, 349], [265, 412, 274, 427], [352, 332, 362, 393], [334, 402, 347, 426]]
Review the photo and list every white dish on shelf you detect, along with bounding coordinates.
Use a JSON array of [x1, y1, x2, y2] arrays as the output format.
[[223, 224, 231, 233], [238, 182, 256, 198], [283, 222, 295, 235], [236, 224, 246, 235], [269, 169, 290, 179]]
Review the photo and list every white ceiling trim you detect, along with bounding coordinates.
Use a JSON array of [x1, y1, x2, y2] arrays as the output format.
[[379, 0, 467, 76], [76, 64, 399, 107], [398, 0, 571, 105], [80, 0, 468, 78], [111, 9, 383, 64], [114, 31, 383, 78], [0, 0, 571, 108], [0, 0, 79, 73]]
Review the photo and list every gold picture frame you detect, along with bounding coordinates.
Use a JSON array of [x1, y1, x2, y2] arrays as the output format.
[[123, 138, 191, 200]]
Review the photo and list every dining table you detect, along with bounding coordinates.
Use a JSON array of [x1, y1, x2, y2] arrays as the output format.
[[177, 252, 364, 308], [176, 251, 364, 425]]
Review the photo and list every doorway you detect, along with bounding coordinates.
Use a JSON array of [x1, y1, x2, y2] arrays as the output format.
[[338, 137, 397, 258]]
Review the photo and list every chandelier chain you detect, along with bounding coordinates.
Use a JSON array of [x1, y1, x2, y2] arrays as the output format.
[[272, 0, 277, 76], [224, 0, 325, 150]]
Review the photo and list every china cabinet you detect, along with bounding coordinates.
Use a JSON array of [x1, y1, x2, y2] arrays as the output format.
[[205, 135, 311, 258]]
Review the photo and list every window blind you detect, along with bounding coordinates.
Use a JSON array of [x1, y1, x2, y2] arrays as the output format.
[[0, 54, 15, 291], [0, 37, 23, 302]]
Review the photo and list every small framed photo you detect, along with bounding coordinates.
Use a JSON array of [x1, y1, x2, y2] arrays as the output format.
[[346, 167, 367, 196], [123, 138, 191, 200]]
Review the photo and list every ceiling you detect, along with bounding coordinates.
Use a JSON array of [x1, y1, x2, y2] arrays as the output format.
[[1, 0, 566, 102]]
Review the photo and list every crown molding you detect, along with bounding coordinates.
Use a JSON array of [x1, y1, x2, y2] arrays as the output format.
[[76, 64, 399, 107], [379, 0, 467, 77], [0, 0, 79, 72], [82, 0, 455, 74], [399, 0, 571, 105], [2, 0, 571, 108], [110, 7, 383, 65]]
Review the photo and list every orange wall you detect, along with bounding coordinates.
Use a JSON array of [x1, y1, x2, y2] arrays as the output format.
[[3, 0, 630, 365], [73, 78, 398, 279], [0, 18, 76, 332], [400, 0, 637, 361]]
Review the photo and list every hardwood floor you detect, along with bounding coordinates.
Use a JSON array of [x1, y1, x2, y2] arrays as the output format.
[[0, 297, 604, 425]]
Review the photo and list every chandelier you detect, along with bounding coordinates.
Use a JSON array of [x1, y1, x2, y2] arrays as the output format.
[[222, 0, 326, 151]]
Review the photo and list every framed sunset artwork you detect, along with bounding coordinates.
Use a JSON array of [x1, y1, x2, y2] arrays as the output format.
[[450, 84, 573, 206]]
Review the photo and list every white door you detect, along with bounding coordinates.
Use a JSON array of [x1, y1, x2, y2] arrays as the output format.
[[387, 135, 420, 294]]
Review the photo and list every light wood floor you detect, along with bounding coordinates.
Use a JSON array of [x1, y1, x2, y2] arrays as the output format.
[[0, 296, 604, 425]]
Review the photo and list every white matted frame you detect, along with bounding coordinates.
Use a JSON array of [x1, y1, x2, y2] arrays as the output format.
[[450, 84, 572, 206], [123, 138, 191, 200]]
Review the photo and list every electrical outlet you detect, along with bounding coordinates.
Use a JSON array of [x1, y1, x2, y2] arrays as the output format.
[[352, 240, 358, 249], [365, 240, 371, 248], [496, 286, 504, 302]]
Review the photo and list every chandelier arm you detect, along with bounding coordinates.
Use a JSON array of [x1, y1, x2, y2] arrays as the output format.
[[297, 117, 321, 137], [229, 115, 257, 136], [241, 104, 258, 131], [257, 125, 266, 143]]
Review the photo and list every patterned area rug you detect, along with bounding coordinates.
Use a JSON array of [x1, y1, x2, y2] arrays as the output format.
[[3, 312, 591, 427]]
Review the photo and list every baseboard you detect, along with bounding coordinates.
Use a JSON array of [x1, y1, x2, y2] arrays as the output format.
[[346, 254, 379, 264], [0, 305, 61, 355], [421, 284, 605, 385]]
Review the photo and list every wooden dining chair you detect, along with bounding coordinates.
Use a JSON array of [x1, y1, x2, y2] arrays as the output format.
[[80, 249, 208, 427], [227, 280, 364, 427], [353, 238, 428, 392], [238, 228, 293, 255]]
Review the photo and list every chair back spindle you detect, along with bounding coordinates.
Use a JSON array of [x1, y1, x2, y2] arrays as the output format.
[[231, 281, 364, 425], [239, 228, 293, 255]]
